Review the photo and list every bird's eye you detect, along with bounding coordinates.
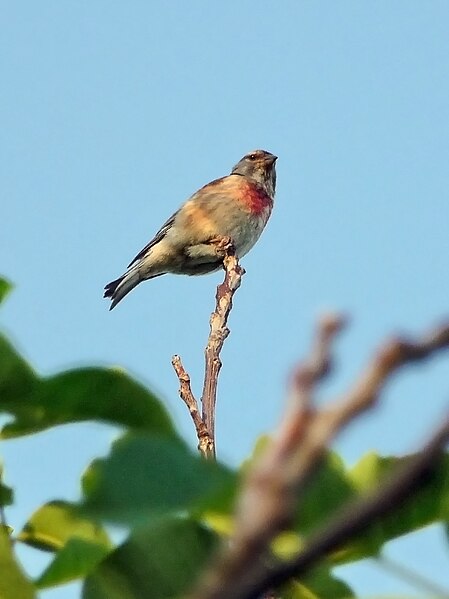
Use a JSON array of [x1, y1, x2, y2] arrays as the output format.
[[248, 153, 257, 161]]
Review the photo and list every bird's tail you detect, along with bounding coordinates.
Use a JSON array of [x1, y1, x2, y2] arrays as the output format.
[[104, 267, 141, 310], [104, 266, 165, 310]]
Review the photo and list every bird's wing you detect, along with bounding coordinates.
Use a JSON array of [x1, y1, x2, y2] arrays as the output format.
[[127, 210, 178, 268], [126, 176, 231, 268]]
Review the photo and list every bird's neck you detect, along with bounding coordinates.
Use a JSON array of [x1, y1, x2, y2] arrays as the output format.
[[235, 171, 276, 199]]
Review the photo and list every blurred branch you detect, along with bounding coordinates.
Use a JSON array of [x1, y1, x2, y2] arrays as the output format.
[[190, 318, 449, 599], [172, 239, 244, 459], [246, 415, 449, 599]]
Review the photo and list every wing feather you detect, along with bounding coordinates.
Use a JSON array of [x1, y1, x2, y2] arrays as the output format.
[[127, 210, 178, 268]]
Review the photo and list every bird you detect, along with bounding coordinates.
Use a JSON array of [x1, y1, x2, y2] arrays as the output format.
[[104, 149, 277, 310]]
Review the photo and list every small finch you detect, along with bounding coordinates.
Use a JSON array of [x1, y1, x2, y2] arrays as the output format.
[[104, 149, 277, 309]]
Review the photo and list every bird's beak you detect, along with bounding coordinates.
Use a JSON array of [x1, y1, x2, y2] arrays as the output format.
[[266, 155, 278, 165]]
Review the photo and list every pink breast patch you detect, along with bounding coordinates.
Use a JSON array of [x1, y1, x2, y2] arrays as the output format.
[[241, 182, 273, 215]]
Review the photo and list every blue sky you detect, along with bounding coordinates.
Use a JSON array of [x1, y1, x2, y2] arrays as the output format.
[[1, 2, 449, 597]]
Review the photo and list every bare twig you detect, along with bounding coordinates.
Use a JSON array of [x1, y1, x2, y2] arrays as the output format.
[[190, 319, 449, 599], [201, 239, 245, 451], [172, 239, 244, 459], [172, 355, 214, 459]]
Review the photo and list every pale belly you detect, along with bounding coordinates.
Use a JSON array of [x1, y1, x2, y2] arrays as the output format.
[[227, 206, 272, 258]]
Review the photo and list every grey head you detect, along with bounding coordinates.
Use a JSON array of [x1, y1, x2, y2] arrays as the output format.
[[231, 149, 278, 197]]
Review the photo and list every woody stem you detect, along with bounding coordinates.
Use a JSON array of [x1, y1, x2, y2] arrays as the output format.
[[201, 240, 245, 459]]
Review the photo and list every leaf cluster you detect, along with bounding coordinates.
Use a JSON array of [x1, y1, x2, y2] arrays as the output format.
[[0, 278, 447, 599]]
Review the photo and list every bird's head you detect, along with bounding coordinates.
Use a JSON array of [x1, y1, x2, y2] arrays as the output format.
[[231, 150, 277, 197]]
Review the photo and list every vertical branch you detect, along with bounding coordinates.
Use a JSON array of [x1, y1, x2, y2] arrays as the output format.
[[172, 238, 244, 459], [201, 240, 245, 451]]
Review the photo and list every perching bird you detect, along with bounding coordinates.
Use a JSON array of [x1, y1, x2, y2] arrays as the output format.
[[104, 149, 277, 310]]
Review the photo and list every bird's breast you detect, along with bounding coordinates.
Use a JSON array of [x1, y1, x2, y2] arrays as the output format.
[[239, 181, 273, 216]]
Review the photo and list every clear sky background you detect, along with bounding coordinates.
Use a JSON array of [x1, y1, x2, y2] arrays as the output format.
[[1, 2, 449, 597]]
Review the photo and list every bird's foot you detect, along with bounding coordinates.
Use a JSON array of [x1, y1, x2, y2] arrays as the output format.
[[208, 236, 234, 259]]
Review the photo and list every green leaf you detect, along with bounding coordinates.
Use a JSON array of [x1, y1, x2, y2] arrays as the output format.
[[282, 581, 319, 599], [243, 443, 357, 539], [0, 335, 176, 438], [1, 524, 14, 535], [294, 565, 354, 598], [245, 437, 449, 568], [283, 565, 354, 598], [82, 434, 236, 525], [36, 538, 111, 589], [0, 334, 37, 415], [285, 449, 449, 565], [83, 518, 217, 599], [294, 452, 355, 536], [0, 462, 13, 507], [293, 450, 449, 567], [0, 277, 12, 306], [17, 500, 111, 552], [0, 483, 13, 507], [0, 527, 36, 599], [337, 451, 449, 561]]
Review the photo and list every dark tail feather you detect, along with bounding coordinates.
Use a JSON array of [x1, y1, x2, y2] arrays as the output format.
[[104, 276, 123, 299], [104, 268, 140, 310], [104, 269, 164, 310]]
